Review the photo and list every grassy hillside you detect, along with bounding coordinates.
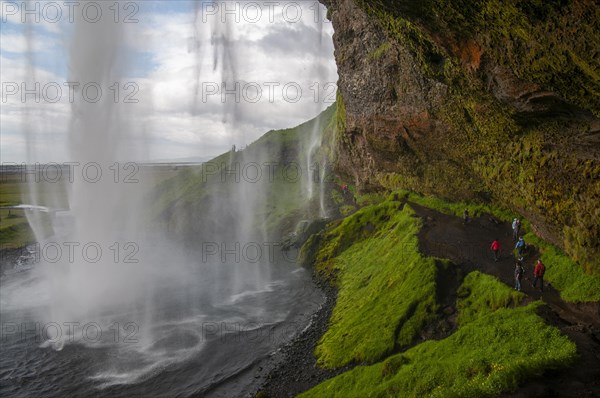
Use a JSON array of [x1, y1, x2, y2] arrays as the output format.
[[0, 174, 65, 248], [0, 209, 35, 249], [152, 104, 339, 241], [300, 194, 578, 396], [313, 203, 438, 368], [301, 287, 575, 397]]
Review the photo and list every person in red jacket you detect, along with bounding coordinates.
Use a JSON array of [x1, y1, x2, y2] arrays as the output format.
[[490, 238, 501, 262], [533, 259, 546, 292], [341, 184, 348, 194]]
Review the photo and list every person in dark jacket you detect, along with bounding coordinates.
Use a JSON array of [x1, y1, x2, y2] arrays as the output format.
[[490, 239, 501, 262], [533, 259, 546, 292], [514, 262, 524, 291], [463, 209, 470, 225]]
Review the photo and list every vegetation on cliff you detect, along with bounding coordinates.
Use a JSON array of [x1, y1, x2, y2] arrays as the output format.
[[328, 0, 599, 274], [371, 0, 600, 116]]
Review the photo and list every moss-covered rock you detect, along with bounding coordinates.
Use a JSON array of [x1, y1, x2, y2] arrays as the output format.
[[321, 0, 600, 272]]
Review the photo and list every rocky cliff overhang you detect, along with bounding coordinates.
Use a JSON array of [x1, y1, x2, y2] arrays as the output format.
[[320, 0, 600, 271]]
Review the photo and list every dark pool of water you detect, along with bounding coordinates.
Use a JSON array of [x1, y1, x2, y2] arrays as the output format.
[[0, 249, 324, 397]]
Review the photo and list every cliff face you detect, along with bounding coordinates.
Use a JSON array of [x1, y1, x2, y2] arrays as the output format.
[[322, 0, 600, 272]]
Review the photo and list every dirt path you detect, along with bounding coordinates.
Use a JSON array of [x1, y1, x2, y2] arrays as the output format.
[[411, 202, 600, 398], [257, 202, 599, 397]]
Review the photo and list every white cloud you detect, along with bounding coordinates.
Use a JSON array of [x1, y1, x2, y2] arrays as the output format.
[[1, 1, 338, 163]]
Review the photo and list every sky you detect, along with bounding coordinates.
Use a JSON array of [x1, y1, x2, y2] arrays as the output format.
[[0, 1, 338, 163]]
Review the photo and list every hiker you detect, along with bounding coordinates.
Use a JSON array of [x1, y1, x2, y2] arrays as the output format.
[[512, 218, 521, 241], [514, 261, 524, 291], [515, 256, 523, 266], [490, 238, 502, 262], [533, 259, 546, 292], [515, 256, 525, 278], [341, 184, 348, 196], [515, 236, 526, 257], [463, 209, 470, 224]]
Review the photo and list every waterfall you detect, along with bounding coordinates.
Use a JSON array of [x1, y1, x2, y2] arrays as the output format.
[[3, 0, 336, 391], [302, 9, 330, 219], [20, 2, 159, 349], [304, 116, 330, 219]]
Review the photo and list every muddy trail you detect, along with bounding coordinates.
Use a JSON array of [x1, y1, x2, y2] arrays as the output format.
[[412, 202, 600, 398]]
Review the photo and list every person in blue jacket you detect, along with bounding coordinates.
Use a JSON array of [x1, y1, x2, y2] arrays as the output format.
[[515, 236, 526, 257]]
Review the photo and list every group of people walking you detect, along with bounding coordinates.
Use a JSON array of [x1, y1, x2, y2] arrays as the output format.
[[489, 236, 524, 262], [487, 217, 546, 293], [514, 258, 546, 292]]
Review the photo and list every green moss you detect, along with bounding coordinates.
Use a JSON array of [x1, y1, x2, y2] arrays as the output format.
[[314, 203, 439, 368], [356, 1, 448, 81], [355, 192, 385, 207], [368, 42, 392, 60], [335, 91, 346, 135], [468, 122, 600, 272], [300, 274, 576, 398], [330, 189, 344, 206], [524, 233, 600, 302], [373, 120, 599, 272], [359, 0, 600, 116], [338, 205, 355, 217], [346, 0, 599, 275], [314, 200, 405, 278], [457, 271, 525, 325]]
